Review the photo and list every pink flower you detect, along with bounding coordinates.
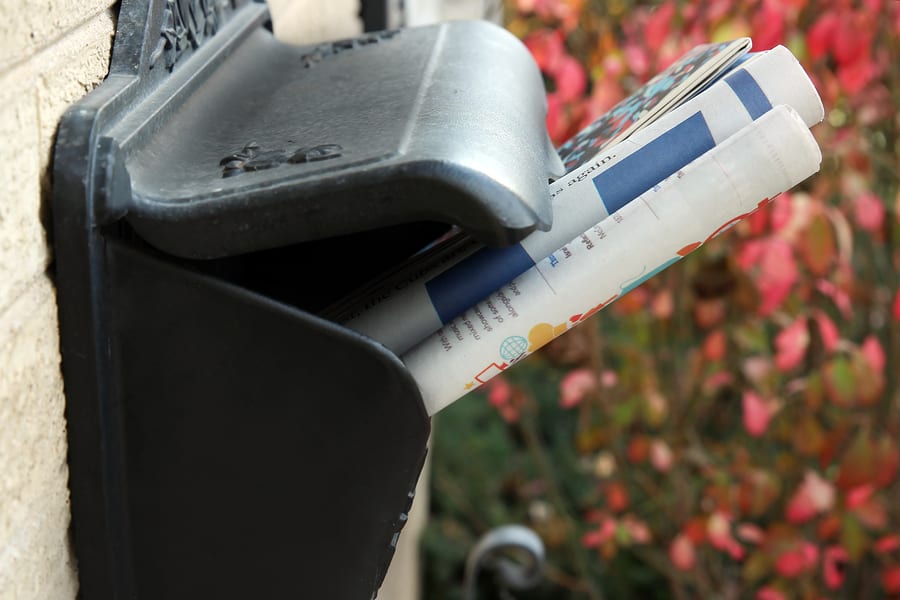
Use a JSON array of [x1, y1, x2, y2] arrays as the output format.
[[643, 389, 668, 426], [645, 1, 676, 51], [651, 288, 674, 320], [758, 240, 799, 315], [559, 368, 597, 408], [736, 523, 765, 544], [774, 317, 809, 372], [874, 534, 900, 554], [582, 516, 617, 548], [770, 192, 794, 232], [751, 0, 785, 50], [725, 538, 745, 561], [816, 279, 852, 318], [894, 289, 900, 322], [554, 54, 587, 103], [487, 376, 512, 408], [742, 390, 781, 437], [813, 311, 839, 353], [837, 58, 880, 99], [756, 587, 787, 600], [600, 369, 618, 388], [823, 546, 849, 589], [544, 93, 567, 144], [742, 356, 773, 383], [832, 11, 873, 67], [485, 376, 523, 422], [623, 42, 650, 78], [785, 470, 835, 524], [846, 485, 887, 529], [621, 515, 652, 544], [883, 564, 900, 594], [807, 13, 840, 60], [861, 335, 886, 373], [649, 439, 674, 473], [775, 541, 819, 577], [738, 238, 798, 315], [846, 484, 876, 509], [586, 75, 625, 119], [669, 534, 696, 571], [605, 481, 629, 513], [707, 512, 745, 559], [702, 329, 727, 362], [853, 192, 885, 233], [524, 29, 564, 72], [853, 497, 887, 530], [707, 511, 732, 551], [703, 370, 734, 394]]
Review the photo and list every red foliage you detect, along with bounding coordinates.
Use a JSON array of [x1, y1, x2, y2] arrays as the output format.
[[498, 0, 900, 596], [774, 541, 819, 577], [883, 565, 900, 595], [784, 470, 835, 524], [669, 533, 696, 571], [559, 367, 597, 408], [738, 237, 798, 315], [742, 390, 781, 437], [823, 545, 849, 589]]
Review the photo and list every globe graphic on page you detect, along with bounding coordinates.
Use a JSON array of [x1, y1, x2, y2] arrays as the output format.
[[499, 335, 528, 362]]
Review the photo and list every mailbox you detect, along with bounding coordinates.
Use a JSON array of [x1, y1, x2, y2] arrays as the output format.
[[52, 0, 560, 597]]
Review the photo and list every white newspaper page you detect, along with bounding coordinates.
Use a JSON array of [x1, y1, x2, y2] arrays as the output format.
[[403, 105, 823, 415], [340, 45, 824, 355]]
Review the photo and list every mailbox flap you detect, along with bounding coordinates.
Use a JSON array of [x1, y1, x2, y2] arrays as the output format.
[[65, 1, 562, 259]]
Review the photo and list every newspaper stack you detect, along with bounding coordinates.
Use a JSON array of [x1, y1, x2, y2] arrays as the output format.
[[327, 40, 826, 415]]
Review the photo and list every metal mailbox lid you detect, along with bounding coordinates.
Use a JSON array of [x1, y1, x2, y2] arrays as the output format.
[[81, 3, 562, 259]]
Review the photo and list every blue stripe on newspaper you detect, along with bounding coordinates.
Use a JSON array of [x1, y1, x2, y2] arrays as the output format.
[[424, 76, 770, 325], [724, 69, 772, 120], [593, 111, 716, 214], [426, 244, 535, 324]]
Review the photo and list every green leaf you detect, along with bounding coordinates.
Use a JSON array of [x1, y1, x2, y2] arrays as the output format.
[[798, 212, 836, 276], [841, 514, 870, 562], [742, 549, 771, 583], [824, 356, 856, 408], [612, 397, 639, 427]]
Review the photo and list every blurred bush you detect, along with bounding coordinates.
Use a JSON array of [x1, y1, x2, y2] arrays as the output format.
[[422, 1, 900, 599]]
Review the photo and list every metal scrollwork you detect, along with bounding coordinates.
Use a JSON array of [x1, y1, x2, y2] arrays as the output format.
[[149, 0, 236, 71]]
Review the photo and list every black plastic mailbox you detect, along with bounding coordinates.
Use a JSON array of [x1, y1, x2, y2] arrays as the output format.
[[51, 1, 559, 598]]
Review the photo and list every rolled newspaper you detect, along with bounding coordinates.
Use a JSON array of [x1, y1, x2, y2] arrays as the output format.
[[403, 104, 823, 415], [339, 45, 824, 355]]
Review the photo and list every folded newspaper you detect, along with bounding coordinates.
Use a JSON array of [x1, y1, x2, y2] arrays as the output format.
[[326, 39, 825, 415]]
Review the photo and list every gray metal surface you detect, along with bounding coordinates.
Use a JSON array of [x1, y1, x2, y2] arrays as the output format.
[[109, 15, 561, 258]]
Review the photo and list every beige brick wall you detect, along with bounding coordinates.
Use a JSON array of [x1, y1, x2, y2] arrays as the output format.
[[1, 1, 427, 599], [0, 0, 117, 597]]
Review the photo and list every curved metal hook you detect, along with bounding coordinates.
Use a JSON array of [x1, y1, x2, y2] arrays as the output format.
[[463, 525, 546, 600]]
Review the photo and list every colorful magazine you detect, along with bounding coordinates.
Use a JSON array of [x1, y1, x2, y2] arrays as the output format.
[[556, 37, 752, 171]]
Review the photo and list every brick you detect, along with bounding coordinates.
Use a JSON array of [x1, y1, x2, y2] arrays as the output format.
[[0, 489, 76, 600], [35, 9, 115, 179], [0, 277, 74, 600], [0, 278, 67, 541], [0, 66, 47, 317], [0, 0, 116, 72]]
